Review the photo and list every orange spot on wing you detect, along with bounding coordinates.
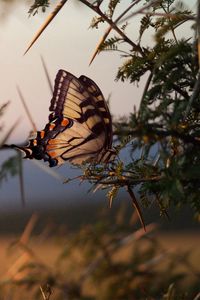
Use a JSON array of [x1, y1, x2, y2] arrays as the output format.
[[61, 118, 69, 127], [49, 124, 56, 130], [46, 144, 56, 150], [40, 130, 45, 138], [33, 140, 37, 146], [48, 139, 58, 145], [48, 151, 57, 158]]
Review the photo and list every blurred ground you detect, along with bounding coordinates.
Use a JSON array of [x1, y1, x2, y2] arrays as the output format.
[[0, 203, 199, 300], [0, 231, 198, 270], [0, 232, 199, 288]]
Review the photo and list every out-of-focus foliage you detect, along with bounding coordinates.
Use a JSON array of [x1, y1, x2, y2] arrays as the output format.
[[0, 155, 20, 183], [0, 102, 20, 185], [28, 0, 49, 15], [0, 212, 199, 300]]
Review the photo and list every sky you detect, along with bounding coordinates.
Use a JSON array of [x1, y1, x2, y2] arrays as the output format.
[[0, 1, 146, 144], [0, 0, 197, 210]]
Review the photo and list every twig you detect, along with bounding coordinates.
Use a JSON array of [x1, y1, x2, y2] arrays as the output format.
[[88, 175, 163, 186], [24, 0, 144, 58], [79, 0, 143, 55], [118, 0, 161, 24], [139, 11, 195, 20], [89, 0, 142, 64], [114, 127, 200, 145], [171, 83, 189, 100]]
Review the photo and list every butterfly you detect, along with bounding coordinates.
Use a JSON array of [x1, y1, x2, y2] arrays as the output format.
[[7, 70, 115, 167]]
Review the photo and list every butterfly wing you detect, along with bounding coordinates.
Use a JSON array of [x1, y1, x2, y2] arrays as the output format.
[[79, 75, 113, 149], [17, 70, 114, 167]]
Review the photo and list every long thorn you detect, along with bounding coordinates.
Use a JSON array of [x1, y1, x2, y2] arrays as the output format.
[[24, 0, 69, 55], [126, 185, 146, 231]]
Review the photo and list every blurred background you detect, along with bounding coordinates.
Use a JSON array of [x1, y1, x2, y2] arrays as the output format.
[[0, 1, 199, 299]]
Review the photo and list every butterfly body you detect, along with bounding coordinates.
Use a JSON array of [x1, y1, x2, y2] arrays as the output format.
[[10, 70, 115, 167]]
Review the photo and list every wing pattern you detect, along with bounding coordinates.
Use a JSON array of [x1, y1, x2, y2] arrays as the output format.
[[18, 70, 115, 167]]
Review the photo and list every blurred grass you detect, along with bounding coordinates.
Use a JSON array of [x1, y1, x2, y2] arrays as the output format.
[[0, 176, 199, 299], [0, 231, 199, 299], [0, 204, 198, 300]]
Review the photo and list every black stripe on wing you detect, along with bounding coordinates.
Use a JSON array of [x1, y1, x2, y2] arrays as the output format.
[[79, 75, 113, 149], [49, 70, 108, 135], [49, 70, 69, 119]]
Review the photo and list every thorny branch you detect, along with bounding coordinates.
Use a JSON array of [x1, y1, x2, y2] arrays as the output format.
[[114, 127, 200, 146], [78, 0, 144, 56]]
